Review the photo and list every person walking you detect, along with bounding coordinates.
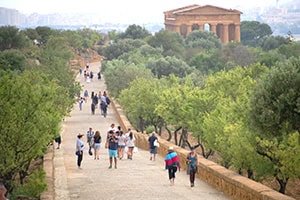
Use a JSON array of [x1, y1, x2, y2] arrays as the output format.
[[186, 146, 198, 187], [117, 130, 126, 160], [78, 97, 84, 111], [126, 131, 135, 160], [86, 128, 94, 155], [76, 133, 84, 169], [165, 146, 180, 185], [93, 131, 102, 160], [84, 90, 89, 103], [148, 132, 158, 161], [107, 130, 118, 169], [54, 135, 62, 149]]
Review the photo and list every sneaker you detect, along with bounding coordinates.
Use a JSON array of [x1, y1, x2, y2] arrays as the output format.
[[115, 166, 117, 169], [78, 167, 82, 170], [191, 183, 194, 187], [108, 165, 112, 169]]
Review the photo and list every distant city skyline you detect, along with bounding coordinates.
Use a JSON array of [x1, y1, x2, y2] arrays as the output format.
[[0, 0, 293, 24]]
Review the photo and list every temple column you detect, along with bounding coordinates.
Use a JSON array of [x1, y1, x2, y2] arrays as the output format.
[[187, 25, 192, 36], [199, 24, 204, 31], [223, 24, 229, 43], [210, 23, 217, 34], [235, 23, 241, 42]]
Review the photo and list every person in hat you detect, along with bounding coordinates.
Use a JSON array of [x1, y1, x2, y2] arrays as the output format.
[[165, 146, 180, 185], [76, 133, 84, 169], [186, 146, 198, 187]]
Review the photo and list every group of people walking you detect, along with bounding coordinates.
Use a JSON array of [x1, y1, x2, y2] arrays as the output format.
[[75, 124, 136, 170], [75, 61, 200, 189], [79, 90, 110, 117]]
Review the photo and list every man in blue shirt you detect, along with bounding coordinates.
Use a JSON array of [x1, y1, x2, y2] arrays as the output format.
[[148, 132, 158, 161], [107, 130, 119, 169]]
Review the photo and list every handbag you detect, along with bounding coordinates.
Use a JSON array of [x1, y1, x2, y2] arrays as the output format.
[[75, 151, 80, 156], [154, 139, 160, 147], [88, 148, 93, 156]]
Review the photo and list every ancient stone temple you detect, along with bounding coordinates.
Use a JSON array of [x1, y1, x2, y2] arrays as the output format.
[[164, 4, 242, 43]]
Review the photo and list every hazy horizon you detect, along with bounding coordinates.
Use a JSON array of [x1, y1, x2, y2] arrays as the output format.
[[0, 0, 293, 24]]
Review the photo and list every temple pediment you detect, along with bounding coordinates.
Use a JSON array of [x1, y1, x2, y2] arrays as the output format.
[[166, 5, 242, 16]]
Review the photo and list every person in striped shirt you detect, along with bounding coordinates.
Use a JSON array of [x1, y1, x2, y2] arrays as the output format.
[[165, 146, 180, 185]]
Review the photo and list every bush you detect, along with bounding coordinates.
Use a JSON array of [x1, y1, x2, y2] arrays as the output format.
[[10, 169, 47, 200], [145, 126, 155, 134]]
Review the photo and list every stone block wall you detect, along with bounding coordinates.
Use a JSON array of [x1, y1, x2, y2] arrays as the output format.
[[110, 99, 295, 200]]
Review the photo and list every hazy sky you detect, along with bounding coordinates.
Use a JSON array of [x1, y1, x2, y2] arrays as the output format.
[[0, 0, 291, 23]]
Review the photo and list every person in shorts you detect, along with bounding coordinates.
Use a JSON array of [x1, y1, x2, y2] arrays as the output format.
[[148, 132, 158, 161], [107, 130, 118, 169]]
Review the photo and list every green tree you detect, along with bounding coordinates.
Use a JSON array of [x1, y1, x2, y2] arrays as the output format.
[[0, 70, 68, 193], [0, 26, 29, 50], [118, 78, 164, 132], [256, 49, 285, 67], [147, 30, 185, 59], [249, 57, 300, 193], [218, 42, 255, 67], [201, 64, 269, 166], [38, 36, 80, 100], [241, 21, 272, 47], [188, 51, 223, 75], [277, 42, 300, 59], [185, 30, 221, 50], [146, 56, 193, 78], [35, 26, 58, 45], [258, 35, 290, 51], [118, 44, 163, 66], [118, 24, 151, 40], [99, 39, 146, 60], [249, 57, 300, 136], [103, 59, 153, 97], [155, 76, 196, 146], [0, 49, 26, 72]]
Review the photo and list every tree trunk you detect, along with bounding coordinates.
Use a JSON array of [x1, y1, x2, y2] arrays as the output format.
[[138, 116, 145, 133], [276, 176, 288, 194], [174, 127, 182, 146], [165, 126, 172, 141], [247, 169, 254, 179]]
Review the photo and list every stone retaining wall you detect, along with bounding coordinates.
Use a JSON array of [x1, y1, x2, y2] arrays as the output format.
[[111, 99, 295, 200]]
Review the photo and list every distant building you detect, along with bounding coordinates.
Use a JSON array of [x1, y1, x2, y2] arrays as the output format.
[[164, 4, 242, 43]]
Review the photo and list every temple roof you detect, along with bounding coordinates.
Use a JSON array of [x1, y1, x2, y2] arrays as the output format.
[[164, 4, 242, 15]]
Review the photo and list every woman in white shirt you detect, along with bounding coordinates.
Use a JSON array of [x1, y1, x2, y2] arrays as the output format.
[[117, 131, 126, 159], [126, 131, 135, 160]]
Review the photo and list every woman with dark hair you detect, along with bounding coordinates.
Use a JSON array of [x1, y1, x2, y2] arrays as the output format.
[[76, 133, 84, 169], [93, 131, 101, 160], [186, 147, 198, 187], [126, 131, 135, 160]]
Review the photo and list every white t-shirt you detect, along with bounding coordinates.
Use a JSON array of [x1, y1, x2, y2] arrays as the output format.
[[76, 139, 84, 151], [118, 135, 126, 146], [126, 134, 135, 147]]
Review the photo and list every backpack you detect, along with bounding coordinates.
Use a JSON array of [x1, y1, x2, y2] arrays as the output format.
[[106, 97, 110, 105]]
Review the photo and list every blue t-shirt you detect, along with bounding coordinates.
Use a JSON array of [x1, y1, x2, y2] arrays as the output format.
[[148, 135, 157, 149], [108, 136, 118, 150]]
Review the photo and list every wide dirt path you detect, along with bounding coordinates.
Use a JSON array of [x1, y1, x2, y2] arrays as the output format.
[[53, 62, 231, 200]]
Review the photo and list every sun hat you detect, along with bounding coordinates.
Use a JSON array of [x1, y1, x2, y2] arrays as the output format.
[[77, 133, 84, 137]]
